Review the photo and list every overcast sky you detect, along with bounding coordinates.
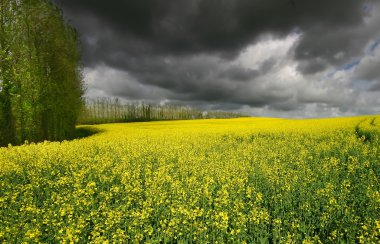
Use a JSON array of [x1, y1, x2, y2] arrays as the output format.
[[54, 0, 380, 117]]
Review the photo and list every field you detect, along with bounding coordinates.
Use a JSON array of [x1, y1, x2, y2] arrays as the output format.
[[1, 116, 380, 243]]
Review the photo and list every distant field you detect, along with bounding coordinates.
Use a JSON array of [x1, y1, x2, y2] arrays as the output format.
[[1, 116, 379, 243]]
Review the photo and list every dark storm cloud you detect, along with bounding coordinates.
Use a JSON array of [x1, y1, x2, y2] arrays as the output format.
[[218, 59, 276, 82], [54, 0, 380, 117], [56, 0, 369, 63], [219, 66, 260, 82]]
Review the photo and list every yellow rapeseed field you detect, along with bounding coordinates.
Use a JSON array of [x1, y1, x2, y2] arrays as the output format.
[[0, 116, 379, 243]]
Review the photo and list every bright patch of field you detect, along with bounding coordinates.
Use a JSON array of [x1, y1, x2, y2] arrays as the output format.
[[0, 116, 379, 242]]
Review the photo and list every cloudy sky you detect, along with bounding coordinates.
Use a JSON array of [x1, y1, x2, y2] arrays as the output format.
[[54, 0, 380, 117]]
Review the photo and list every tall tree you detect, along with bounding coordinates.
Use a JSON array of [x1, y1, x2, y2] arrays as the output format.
[[0, 0, 84, 146]]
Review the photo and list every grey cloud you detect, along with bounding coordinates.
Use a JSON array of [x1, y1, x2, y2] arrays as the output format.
[[354, 52, 380, 84], [295, 1, 380, 74], [218, 66, 260, 82], [84, 66, 172, 101], [370, 82, 380, 91]]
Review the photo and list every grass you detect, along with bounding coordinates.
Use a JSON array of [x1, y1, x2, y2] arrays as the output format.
[[0, 116, 379, 243]]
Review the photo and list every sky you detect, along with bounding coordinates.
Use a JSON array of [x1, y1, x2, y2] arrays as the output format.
[[54, 0, 380, 118]]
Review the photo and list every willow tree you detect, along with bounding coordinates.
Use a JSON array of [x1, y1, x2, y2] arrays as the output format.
[[0, 0, 83, 146]]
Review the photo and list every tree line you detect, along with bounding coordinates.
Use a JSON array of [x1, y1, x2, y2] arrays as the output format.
[[0, 0, 83, 146], [79, 98, 247, 125]]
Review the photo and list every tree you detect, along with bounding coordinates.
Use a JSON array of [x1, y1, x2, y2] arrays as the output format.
[[0, 0, 84, 146]]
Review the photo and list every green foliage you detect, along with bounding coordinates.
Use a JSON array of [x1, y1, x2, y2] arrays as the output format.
[[0, 0, 83, 146]]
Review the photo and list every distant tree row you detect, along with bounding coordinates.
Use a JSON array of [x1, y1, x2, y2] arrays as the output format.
[[79, 98, 246, 124], [0, 0, 83, 146]]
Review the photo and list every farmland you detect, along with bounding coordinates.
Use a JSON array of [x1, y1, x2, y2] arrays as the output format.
[[0, 116, 379, 243]]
